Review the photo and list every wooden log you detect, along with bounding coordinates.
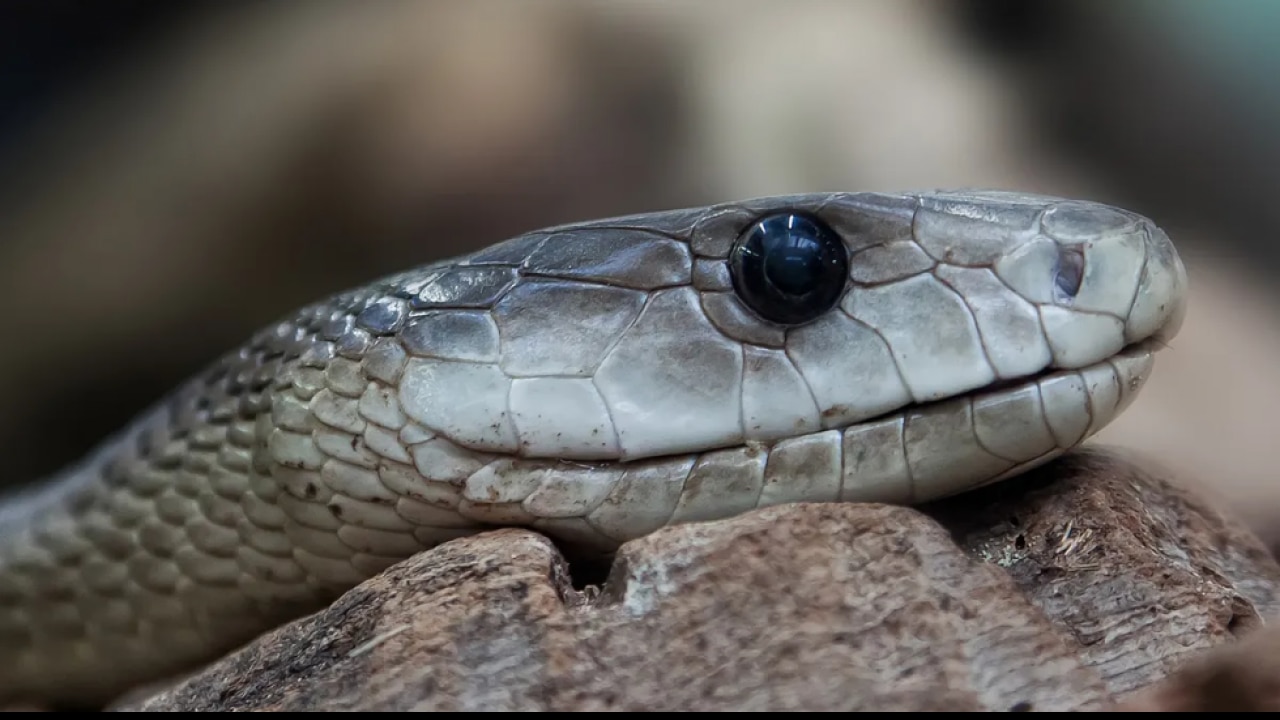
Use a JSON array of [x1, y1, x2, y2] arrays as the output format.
[[120, 448, 1280, 712]]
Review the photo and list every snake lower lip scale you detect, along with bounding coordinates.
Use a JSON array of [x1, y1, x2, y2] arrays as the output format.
[[0, 190, 1187, 707]]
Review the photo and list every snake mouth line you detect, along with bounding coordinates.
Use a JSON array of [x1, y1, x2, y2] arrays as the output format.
[[828, 336, 1146, 460], [854, 338, 1158, 433], [562, 339, 1158, 470], [852, 338, 1157, 432], [1016, 337, 1160, 392]]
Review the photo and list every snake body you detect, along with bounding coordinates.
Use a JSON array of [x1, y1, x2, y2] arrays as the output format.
[[0, 191, 1186, 706]]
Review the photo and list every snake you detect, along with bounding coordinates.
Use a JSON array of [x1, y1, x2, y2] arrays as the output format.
[[0, 190, 1186, 707]]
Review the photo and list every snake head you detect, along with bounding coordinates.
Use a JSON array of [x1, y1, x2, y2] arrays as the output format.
[[360, 190, 1186, 465]]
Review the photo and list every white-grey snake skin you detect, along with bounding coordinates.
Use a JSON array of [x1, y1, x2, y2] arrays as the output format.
[[0, 190, 1187, 706]]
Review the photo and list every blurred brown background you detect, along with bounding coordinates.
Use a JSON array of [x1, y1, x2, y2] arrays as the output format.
[[0, 0, 1276, 540]]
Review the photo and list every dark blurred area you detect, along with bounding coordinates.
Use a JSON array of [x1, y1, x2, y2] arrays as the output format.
[[952, 0, 1280, 270], [0, 0, 1276, 537], [0, 1, 221, 166]]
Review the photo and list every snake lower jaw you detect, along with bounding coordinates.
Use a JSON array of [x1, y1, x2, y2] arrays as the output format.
[[480, 344, 1158, 549]]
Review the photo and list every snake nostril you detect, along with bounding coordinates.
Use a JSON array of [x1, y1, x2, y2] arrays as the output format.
[[1053, 246, 1084, 301]]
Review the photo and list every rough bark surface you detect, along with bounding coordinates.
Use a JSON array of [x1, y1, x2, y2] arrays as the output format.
[[1119, 618, 1280, 712], [118, 448, 1280, 712]]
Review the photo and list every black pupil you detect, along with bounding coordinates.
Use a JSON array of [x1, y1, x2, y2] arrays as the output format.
[[729, 212, 848, 326], [763, 234, 825, 296]]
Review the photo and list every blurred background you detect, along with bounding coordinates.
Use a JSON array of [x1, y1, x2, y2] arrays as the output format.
[[0, 0, 1276, 542]]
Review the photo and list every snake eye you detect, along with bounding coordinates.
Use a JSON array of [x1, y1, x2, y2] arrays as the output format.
[[729, 212, 849, 325]]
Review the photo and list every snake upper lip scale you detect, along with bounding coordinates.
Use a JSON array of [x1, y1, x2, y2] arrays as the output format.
[[0, 190, 1187, 707]]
